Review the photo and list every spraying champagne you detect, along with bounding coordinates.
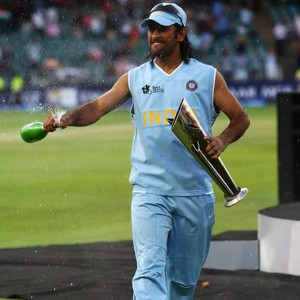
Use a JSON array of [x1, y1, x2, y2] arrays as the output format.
[[20, 122, 48, 143], [20, 109, 65, 143]]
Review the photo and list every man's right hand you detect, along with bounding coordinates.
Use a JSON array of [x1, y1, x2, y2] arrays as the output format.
[[43, 115, 62, 132]]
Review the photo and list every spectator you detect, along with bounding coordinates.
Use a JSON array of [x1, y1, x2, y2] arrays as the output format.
[[232, 38, 249, 81], [104, 1, 121, 34], [41, 57, 61, 71], [121, 20, 140, 48], [29, 56, 62, 86], [237, 1, 254, 35], [295, 67, 300, 82], [217, 46, 233, 81], [0, 44, 14, 104], [294, 13, 300, 37], [45, 7, 61, 37], [199, 30, 214, 54], [106, 53, 137, 77], [188, 30, 202, 55], [294, 36, 300, 88], [10, 74, 25, 105], [212, 0, 225, 19], [0, 7, 12, 33], [129, 23, 140, 45], [82, 12, 105, 36], [0, 44, 14, 75], [214, 9, 230, 36], [264, 46, 282, 80], [71, 8, 85, 38], [31, 8, 46, 35], [121, 19, 135, 37], [85, 43, 104, 62], [273, 21, 289, 56], [249, 48, 264, 80], [295, 39, 300, 72], [0, 75, 6, 93], [26, 37, 42, 71], [5, 0, 33, 31], [0, 73, 9, 106]]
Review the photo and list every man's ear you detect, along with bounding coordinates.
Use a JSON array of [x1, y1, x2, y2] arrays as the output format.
[[176, 27, 187, 42]]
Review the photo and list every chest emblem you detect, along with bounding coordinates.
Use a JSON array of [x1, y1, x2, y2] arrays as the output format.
[[186, 80, 198, 92]]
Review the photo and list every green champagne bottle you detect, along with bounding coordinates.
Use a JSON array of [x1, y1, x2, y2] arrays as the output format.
[[20, 122, 48, 143]]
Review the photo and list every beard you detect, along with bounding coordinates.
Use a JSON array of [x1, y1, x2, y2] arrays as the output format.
[[148, 38, 176, 59], [149, 51, 171, 60]]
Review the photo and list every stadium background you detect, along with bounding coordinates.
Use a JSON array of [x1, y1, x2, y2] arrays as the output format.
[[0, 0, 300, 108], [1, 0, 300, 299]]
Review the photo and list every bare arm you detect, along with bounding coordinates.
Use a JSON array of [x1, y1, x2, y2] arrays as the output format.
[[205, 71, 250, 159], [43, 73, 130, 131]]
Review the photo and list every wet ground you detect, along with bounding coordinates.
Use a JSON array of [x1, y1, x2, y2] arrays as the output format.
[[1, 239, 300, 300]]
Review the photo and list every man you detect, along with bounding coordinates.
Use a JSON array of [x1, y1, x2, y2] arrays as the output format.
[[44, 3, 250, 299]]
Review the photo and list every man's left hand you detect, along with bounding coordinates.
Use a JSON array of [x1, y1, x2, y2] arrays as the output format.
[[204, 136, 227, 159]]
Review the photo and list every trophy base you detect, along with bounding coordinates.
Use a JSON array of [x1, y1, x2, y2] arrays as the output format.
[[224, 187, 248, 207]]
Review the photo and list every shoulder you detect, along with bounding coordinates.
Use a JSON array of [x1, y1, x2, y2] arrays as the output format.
[[185, 58, 215, 72], [129, 61, 152, 74], [184, 58, 216, 74], [183, 59, 216, 80], [128, 61, 154, 84]]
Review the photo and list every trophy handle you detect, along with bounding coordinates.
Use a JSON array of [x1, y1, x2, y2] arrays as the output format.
[[191, 141, 248, 207], [169, 98, 248, 207], [191, 141, 238, 197]]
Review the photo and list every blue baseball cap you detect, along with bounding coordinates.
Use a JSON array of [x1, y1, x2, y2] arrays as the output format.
[[141, 3, 187, 28]]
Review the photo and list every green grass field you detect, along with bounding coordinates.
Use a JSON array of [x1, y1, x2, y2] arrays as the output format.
[[0, 104, 278, 249]]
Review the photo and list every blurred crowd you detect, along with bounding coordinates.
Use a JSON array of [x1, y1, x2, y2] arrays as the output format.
[[0, 0, 300, 99]]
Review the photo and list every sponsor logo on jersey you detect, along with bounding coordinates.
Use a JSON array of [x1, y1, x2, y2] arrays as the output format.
[[142, 84, 164, 95]]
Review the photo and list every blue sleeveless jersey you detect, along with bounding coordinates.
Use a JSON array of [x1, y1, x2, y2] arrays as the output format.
[[128, 58, 217, 196]]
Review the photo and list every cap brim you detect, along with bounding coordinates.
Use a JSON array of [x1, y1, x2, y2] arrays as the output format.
[[141, 16, 176, 28]]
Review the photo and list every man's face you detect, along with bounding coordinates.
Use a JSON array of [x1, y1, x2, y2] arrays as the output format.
[[147, 21, 178, 58]]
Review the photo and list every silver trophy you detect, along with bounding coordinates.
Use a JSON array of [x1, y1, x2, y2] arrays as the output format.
[[168, 98, 248, 207]]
